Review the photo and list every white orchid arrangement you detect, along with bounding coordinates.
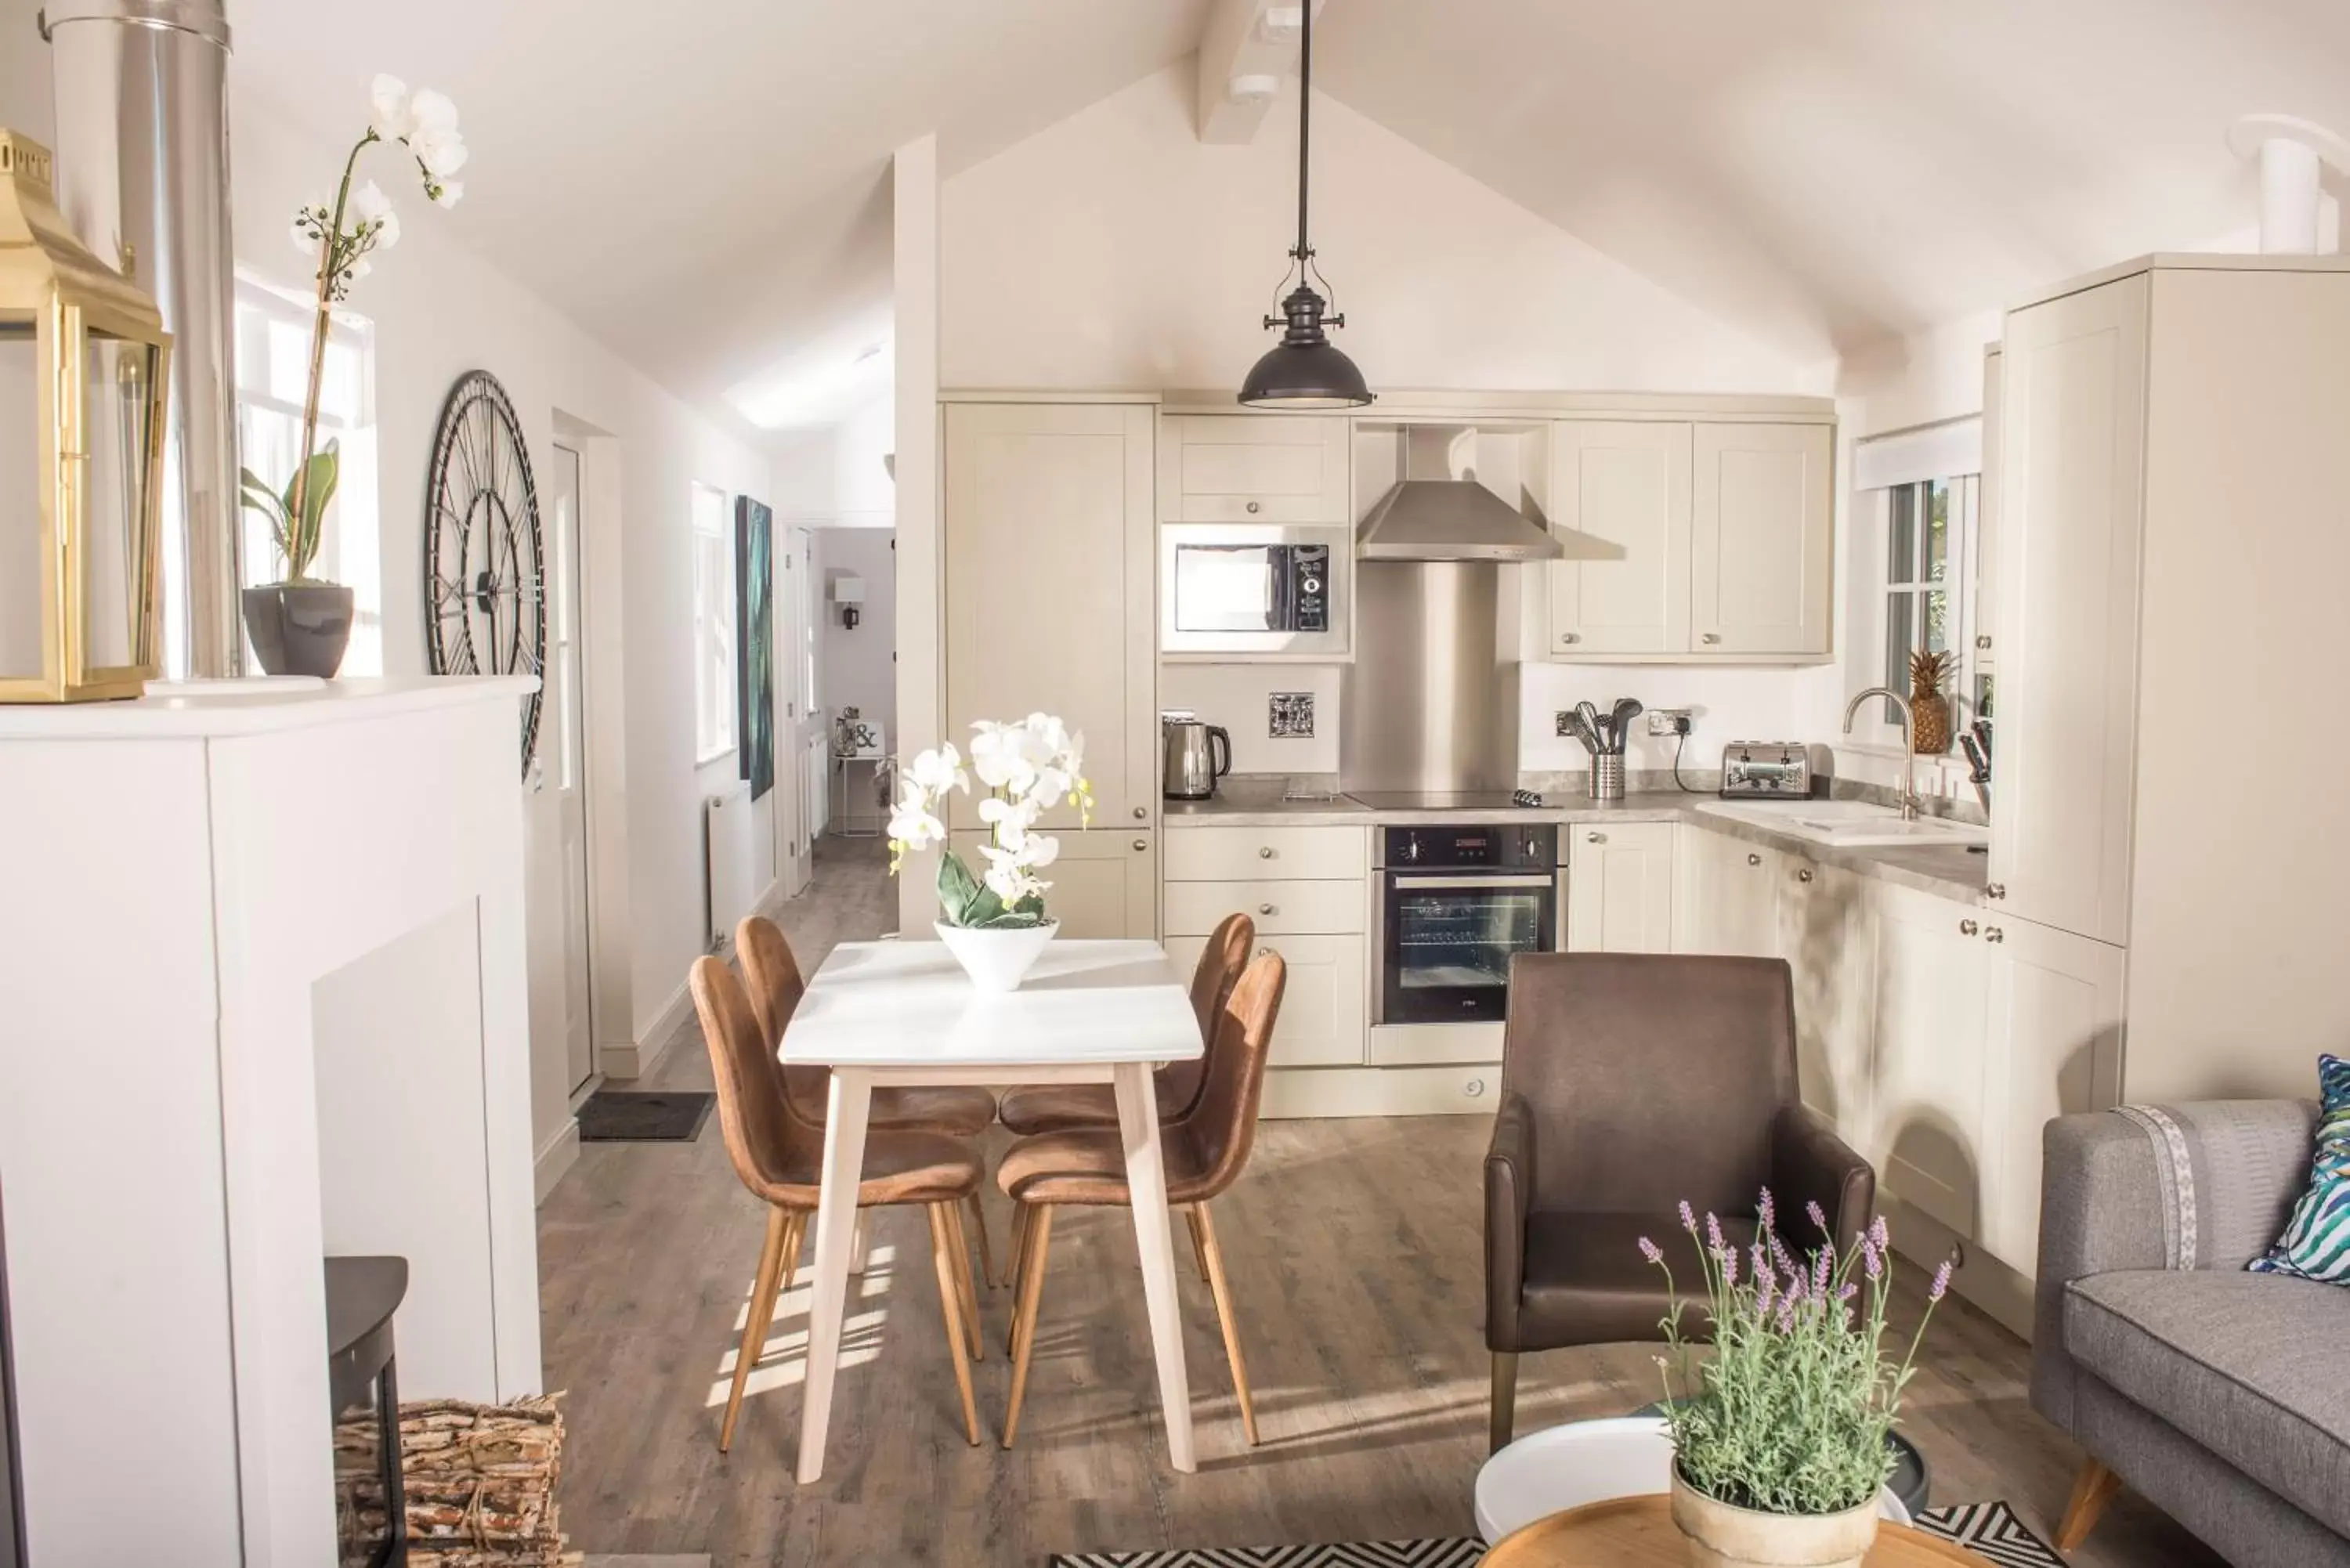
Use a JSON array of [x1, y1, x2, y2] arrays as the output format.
[[240, 74, 469, 584], [890, 714, 1094, 929]]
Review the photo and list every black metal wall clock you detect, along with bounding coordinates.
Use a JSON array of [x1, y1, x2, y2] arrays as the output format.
[[424, 370, 545, 775]]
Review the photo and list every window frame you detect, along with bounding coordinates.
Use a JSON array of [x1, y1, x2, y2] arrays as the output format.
[[1851, 471, 1982, 753]]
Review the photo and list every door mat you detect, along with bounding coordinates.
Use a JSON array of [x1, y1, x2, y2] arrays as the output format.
[[1047, 1500, 2063, 1567], [576, 1089, 714, 1143]]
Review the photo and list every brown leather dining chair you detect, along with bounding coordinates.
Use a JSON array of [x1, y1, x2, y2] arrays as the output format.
[[737, 915, 1003, 1281], [1484, 952, 1875, 1453], [689, 955, 989, 1454], [995, 949, 1287, 1449], [996, 911, 1255, 1136]]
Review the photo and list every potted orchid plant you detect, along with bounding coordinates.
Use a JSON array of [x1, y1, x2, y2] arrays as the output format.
[[889, 714, 1093, 992], [238, 74, 468, 677], [1641, 1194, 1954, 1568]]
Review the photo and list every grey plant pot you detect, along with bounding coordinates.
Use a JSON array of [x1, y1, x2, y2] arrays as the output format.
[[242, 581, 355, 678]]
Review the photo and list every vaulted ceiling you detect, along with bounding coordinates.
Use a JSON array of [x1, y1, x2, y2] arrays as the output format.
[[227, 0, 2350, 430]]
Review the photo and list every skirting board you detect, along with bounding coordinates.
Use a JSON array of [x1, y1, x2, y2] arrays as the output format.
[[600, 978, 695, 1082], [1881, 1189, 2037, 1342], [1261, 1064, 1505, 1120], [533, 1118, 580, 1205]]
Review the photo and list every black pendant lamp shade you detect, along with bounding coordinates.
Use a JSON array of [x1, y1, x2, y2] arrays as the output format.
[[1240, 0, 1372, 408]]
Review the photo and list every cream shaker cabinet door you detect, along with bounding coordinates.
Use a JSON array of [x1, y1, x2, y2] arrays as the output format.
[[954, 829, 1157, 939], [1988, 276, 2149, 946], [943, 403, 1155, 833], [1977, 915, 2125, 1277], [1867, 883, 1993, 1241], [1546, 421, 1693, 656], [1777, 858, 1877, 1155], [1566, 822, 1676, 953], [1690, 422, 1834, 656], [1671, 827, 1781, 957], [1159, 414, 1350, 523], [1973, 346, 2004, 671], [1170, 929, 1365, 1068]]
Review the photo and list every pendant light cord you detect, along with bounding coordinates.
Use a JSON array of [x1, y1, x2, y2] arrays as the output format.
[[1295, 0, 1313, 262]]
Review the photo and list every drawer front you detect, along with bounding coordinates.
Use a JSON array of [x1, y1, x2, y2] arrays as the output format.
[[1163, 877, 1365, 937], [1163, 824, 1368, 882], [1168, 930, 1365, 1068]]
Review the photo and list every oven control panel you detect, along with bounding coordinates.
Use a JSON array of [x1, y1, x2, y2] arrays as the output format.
[[1719, 741, 1813, 799], [1381, 823, 1557, 871]]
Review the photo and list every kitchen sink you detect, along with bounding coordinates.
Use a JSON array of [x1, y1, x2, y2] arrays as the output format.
[[1697, 799, 1990, 849]]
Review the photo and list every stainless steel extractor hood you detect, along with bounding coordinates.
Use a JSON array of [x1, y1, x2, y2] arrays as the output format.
[[1356, 426, 1562, 562]]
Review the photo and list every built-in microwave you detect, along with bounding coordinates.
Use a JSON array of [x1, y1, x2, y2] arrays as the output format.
[[1159, 524, 1350, 656]]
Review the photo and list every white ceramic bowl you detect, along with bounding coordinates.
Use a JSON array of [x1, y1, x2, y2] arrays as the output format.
[[934, 918, 1059, 992]]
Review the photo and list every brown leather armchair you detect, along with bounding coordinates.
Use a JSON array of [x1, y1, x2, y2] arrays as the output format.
[[1484, 952, 1875, 1451]]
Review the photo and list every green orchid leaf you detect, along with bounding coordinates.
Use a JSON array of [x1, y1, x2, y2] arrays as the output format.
[[238, 467, 289, 526]]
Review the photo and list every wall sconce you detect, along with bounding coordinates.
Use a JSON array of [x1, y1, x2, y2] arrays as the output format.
[[831, 574, 864, 630], [0, 130, 173, 703]]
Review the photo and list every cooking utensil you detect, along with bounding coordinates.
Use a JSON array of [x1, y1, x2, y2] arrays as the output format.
[[1567, 710, 1600, 754], [1575, 701, 1603, 753], [1971, 717, 1993, 770], [1959, 732, 1991, 784], [1608, 698, 1643, 753]]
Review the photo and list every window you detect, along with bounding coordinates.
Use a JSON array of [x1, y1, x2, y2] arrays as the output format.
[[1868, 473, 1979, 733], [233, 276, 381, 674], [692, 482, 736, 761]]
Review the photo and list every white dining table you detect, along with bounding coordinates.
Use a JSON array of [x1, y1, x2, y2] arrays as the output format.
[[780, 938, 1205, 1482]]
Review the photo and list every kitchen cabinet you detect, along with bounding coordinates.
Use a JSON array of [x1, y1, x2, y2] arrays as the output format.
[[1166, 823, 1367, 1069], [1776, 857, 1877, 1156], [1163, 877, 1363, 938], [1672, 826, 1781, 957], [1987, 275, 2147, 947], [1867, 883, 1993, 1243], [1168, 929, 1365, 1068], [1162, 823, 1368, 882], [953, 829, 1157, 940], [943, 401, 1155, 835], [1546, 419, 1834, 662], [1566, 822, 1675, 953], [1546, 421, 1691, 656], [1690, 422, 1834, 656], [1159, 414, 1350, 523], [1971, 345, 2003, 673]]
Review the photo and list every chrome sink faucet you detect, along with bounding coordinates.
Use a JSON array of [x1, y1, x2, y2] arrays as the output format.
[[1842, 687, 1918, 822]]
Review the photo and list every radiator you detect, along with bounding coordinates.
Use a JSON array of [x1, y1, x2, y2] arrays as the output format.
[[705, 785, 759, 950]]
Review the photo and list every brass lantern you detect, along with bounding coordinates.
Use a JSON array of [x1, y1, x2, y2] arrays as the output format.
[[0, 129, 172, 703]]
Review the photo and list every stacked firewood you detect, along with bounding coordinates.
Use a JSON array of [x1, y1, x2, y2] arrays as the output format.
[[335, 1394, 582, 1567]]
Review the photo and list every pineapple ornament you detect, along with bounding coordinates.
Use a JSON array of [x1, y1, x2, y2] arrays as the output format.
[[1909, 649, 1954, 754]]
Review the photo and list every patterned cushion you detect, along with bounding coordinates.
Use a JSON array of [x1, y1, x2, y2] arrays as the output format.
[[2251, 1053, 2350, 1283]]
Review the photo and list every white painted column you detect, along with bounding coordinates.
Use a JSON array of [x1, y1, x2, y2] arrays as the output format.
[[893, 133, 944, 936]]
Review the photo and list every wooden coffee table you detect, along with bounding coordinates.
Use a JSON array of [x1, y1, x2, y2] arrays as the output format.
[[1484, 1495, 1987, 1566]]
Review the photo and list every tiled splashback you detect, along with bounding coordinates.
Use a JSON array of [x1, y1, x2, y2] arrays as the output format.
[[1159, 664, 1343, 775]]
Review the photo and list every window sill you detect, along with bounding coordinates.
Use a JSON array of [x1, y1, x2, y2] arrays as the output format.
[[696, 746, 738, 769]]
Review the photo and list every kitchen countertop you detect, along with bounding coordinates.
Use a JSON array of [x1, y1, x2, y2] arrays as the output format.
[[1160, 789, 1990, 905]]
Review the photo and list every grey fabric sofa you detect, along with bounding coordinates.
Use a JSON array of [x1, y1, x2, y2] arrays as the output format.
[[2034, 1100, 2350, 1566]]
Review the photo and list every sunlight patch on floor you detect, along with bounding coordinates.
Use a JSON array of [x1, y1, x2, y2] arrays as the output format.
[[707, 1245, 897, 1406]]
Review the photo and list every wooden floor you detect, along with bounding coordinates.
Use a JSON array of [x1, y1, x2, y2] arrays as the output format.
[[538, 836, 2220, 1568]]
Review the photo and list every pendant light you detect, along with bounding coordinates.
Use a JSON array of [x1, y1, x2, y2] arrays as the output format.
[[1239, 0, 1374, 408]]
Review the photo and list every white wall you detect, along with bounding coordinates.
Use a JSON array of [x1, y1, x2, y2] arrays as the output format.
[[1159, 663, 1343, 776], [222, 90, 772, 1110]]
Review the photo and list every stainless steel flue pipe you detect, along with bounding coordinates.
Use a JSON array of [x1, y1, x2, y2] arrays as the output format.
[[41, 0, 241, 677]]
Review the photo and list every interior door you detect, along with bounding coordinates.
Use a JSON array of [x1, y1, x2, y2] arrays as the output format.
[[783, 526, 818, 895], [548, 443, 595, 1093]]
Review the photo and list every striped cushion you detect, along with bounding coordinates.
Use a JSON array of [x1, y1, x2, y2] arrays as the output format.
[[2251, 1054, 2350, 1284]]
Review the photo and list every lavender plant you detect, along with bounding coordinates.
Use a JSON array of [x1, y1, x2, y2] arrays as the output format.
[[1641, 1191, 1953, 1517]]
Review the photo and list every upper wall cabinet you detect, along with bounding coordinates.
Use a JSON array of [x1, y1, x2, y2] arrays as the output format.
[[1546, 418, 1834, 663], [1159, 414, 1351, 523]]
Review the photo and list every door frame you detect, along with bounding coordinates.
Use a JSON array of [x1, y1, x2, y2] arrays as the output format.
[[548, 438, 598, 1092]]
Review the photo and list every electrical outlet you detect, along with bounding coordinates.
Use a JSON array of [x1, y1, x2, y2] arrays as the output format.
[[1647, 708, 1693, 737], [1554, 710, 1574, 737]]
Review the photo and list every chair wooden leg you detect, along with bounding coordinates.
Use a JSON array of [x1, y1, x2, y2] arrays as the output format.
[[1191, 1202, 1258, 1446], [2056, 1457, 2122, 1551], [967, 1191, 999, 1288], [1489, 1352, 1519, 1455], [778, 1210, 806, 1293], [942, 1201, 985, 1361], [1184, 1204, 1211, 1278], [720, 1206, 792, 1453], [1003, 1204, 1055, 1448], [923, 1205, 982, 1446], [1006, 1204, 1036, 1354]]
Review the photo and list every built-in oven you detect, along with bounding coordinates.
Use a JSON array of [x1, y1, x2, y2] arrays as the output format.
[[1374, 823, 1560, 1026], [1159, 523, 1349, 656]]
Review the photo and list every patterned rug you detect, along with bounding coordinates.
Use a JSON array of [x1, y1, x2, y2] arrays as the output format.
[[1047, 1500, 2063, 1566]]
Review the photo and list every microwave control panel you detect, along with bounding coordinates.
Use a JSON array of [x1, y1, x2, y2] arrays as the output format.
[[1291, 544, 1330, 632]]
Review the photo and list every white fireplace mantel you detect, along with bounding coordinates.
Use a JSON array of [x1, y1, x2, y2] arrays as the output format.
[[0, 677, 542, 1566]]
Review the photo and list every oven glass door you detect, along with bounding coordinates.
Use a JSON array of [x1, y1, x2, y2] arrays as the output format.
[[1382, 872, 1556, 1024], [1171, 544, 1281, 634]]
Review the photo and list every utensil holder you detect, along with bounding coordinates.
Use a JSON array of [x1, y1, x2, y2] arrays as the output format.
[[1589, 754, 1625, 800]]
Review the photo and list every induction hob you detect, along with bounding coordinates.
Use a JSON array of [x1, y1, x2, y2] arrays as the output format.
[[1343, 789, 1546, 813]]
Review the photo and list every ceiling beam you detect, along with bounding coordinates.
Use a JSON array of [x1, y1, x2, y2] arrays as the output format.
[[1195, 0, 1321, 146]]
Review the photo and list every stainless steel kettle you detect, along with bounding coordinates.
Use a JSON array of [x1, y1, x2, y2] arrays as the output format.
[[1162, 714, 1232, 800]]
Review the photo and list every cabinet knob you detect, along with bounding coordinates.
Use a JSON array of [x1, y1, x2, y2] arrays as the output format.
[[1133, 806, 1148, 820], [1257, 945, 1272, 958], [1747, 852, 1762, 866], [1259, 846, 1276, 859], [1258, 902, 1276, 916], [1985, 926, 2006, 944], [1986, 883, 2006, 900], [1701, 632, 1722, 645], [1132, 838, 1148, 851], [1797, 869, 1814, 883], [1976, 634, 1993, 651], [1464, 1077, 1487, 1098], [1960, 919, 1979, 937], [1560, 631, 1581, 645], [1587, 831, 1607, 844], [1246, 500, 1262, 515]]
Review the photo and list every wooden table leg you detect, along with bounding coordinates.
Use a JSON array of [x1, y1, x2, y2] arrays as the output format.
[[1113, 1060, 1195, 1473], [797, 1068, 872, 1484]]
